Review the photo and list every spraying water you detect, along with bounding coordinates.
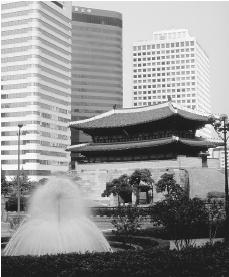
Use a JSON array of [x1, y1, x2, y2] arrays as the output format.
[[4, 176, 112, 256]]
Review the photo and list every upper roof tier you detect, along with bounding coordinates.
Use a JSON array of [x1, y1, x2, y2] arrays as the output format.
[[70, 102, 213, 131]]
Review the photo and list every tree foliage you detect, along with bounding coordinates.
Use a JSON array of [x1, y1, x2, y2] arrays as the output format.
[[102, 169, 154, 205], [129, 169, 154, 205], [155, 172, 186, 200], [152, 172, 208, 250], [152, 197, 208, 250], [9, 170, 33, 196], [102, 174, 132, 203], [111, 206, 143, 240], [1, 170, 12, 196]]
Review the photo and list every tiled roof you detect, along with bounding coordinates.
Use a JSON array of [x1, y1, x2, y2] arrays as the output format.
[[67, 137, 220, 153], [70, 102, 211, 130]]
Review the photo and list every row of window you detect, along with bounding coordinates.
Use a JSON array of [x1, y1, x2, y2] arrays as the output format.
[[1, 111, 69, 123], [133, 70, 195, 78], [72, 12, 122, 28], [133, 59, 195, 67], [134, 91, 196, 97], [134, 96, 196, 102], [72, 72, 122, 81], [133, 83, 195, 89], [133, 87, 196, 93], [72, 59, 122, 68], [73, 38, 121, 49], [133, 54, 195, 61], [133, 64, 195, 73], [2, 82, 70, 100], [133, 48, 195, 57], [133, 101, 196, 109], [72, 44, 122, 58], [2, 70, 70, 83], [73, 31, 122, 43], [1, 120, 68, 132], [72, 108, 107, 115], [1, 149, 66, 158], [72, 94, 122, 102], [133, 41, 195, 51], [1, 101, 69, 115], [134, 82, 196, 87], [73, 101, 115, 110], [72, 87, 121, 95], [1, 159, 68, 166], [72, 80, 122, 88], [1, 140, 67, 148], [1, 92, 70, 107], [2, 1, 29, 10], [73, 25, 122, 35], [2, 170, 51, 176], [1, 130, 68, 140]]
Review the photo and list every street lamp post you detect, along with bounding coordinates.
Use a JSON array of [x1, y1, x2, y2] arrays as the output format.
[[212, 114, 229, 243], [17, 124, 23, 219]]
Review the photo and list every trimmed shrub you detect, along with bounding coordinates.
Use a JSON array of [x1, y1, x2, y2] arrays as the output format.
[[2, 243, 229, 277]]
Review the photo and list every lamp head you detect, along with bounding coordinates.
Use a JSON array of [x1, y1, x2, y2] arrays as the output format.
[[18, 124, 23, 129]]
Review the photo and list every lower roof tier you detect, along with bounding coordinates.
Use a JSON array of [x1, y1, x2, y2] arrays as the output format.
[[67, 136, 221, 153]]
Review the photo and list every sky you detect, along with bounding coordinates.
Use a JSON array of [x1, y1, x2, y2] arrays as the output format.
[[76, 1, 229, 115]]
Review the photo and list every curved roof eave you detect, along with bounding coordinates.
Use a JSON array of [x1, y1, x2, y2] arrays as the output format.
[[69, 102, 212, 130]]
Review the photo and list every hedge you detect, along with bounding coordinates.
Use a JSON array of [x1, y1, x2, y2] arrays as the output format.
[[2, 243, 229, 277], [134, 221, 226, 240]]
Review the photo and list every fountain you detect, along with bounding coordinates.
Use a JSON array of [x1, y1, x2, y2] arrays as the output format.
[[3, 176, 112, 256]]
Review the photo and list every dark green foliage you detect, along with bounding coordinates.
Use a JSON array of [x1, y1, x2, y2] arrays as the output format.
[[205, 198, 225, 244], [2, 243, 229, 277], [91, 206, 154, 218], [5, 194, 27, 211], [207, 191, 225, 199], [102, 174, 132, 203], [133, 222, 226, 240], [111, 206, 143, 239], [129, 169, 154, 205], [152, 197, 209, 250], [155, 172, 186, 200], [106, 235, 160, 250], [102, 169, 154, 204], [1, 170, 12, 196], [9, 169, 34, 196]]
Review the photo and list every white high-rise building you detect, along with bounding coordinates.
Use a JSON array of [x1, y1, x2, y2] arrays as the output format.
[[132, 29, 211, 114], [1, 1, 72, 181]]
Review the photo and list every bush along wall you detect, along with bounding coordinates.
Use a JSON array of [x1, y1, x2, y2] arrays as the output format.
[[2, 243, 229, 277]]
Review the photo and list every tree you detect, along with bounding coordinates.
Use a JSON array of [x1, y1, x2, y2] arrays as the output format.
[[129, 169, 154, 205], [152, 197, 208, 250], [155, 172, 186, 200], [205, 198, 224, 244], [152, 172, 208, 250], [1, 170, 12, 196], [9, 170, 33, 196], [111, 206, 143, 243], [102, 174, 132, 204]]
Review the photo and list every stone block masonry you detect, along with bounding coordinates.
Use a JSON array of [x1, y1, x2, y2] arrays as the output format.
[[70, 156, 220, 204]]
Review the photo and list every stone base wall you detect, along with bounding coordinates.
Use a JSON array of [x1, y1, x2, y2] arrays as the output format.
[[70, 156, 219, 204]]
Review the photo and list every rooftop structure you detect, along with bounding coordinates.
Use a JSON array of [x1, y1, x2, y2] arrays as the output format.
[[68, 102, 220, 165]]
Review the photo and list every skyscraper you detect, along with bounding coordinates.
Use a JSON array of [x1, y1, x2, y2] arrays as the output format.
[[71, 6, 123, 144], [132, 29, 210, 114], [1, 1, 72, 181]]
